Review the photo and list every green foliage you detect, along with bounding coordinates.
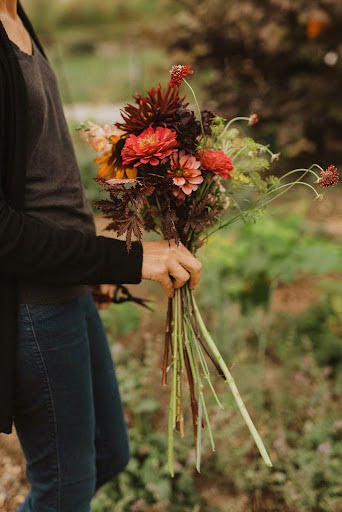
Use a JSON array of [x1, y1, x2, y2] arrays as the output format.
[[202, 210, 342, 310], [276, 280, 342, 368]]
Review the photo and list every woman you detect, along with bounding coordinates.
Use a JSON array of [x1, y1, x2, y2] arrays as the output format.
[[0, 1, 202, 510]]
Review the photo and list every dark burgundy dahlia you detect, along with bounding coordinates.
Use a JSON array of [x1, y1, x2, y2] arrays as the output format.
[[171, 107, 201, 153], [115, 84, 189, 135], [201, 109, 216, 135]]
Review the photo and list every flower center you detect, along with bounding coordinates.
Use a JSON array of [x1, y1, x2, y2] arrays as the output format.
[[138, 135, 157, 148], [175, 168, 184, 177]]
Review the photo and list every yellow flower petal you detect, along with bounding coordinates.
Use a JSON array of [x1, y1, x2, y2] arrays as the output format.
[[126, 167, 138, 179], [97, 161, 111, 177], [115, 168, 125, 179], [110, 135, 120, 144]]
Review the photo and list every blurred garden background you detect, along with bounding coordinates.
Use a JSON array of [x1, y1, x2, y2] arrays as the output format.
[[0, 1, 341, 511]]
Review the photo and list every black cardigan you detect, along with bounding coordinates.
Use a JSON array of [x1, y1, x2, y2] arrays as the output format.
[[0, 2, 143, 434]]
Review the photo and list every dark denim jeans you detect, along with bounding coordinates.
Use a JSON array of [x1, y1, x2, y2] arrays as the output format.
[[13, 289, 130, 512]]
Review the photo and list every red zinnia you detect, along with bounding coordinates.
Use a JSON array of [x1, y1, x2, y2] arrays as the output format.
[[317, 165, 339, 188], [169, 65, 194, 88], [199, 149, 234, 179], [121, 126, 179, 167]]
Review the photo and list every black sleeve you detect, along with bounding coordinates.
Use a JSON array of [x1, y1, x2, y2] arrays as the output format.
[[0, 60, 143, 286], [0, 193, 143, 285]]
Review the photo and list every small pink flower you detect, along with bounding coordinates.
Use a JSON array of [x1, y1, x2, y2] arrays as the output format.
[[81, 121, 118, 156], [248, 113, 259, 126], [168, 150, 203, 198], [121, 126, 179, 167]]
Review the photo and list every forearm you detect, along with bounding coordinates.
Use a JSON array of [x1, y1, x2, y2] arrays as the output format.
[[0, 200, 143, 285]]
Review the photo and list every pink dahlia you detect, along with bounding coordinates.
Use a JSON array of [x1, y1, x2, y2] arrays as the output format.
[[121, 126, 179, 167], [168, 150, 203, 199], [199, 149, 234, 179]]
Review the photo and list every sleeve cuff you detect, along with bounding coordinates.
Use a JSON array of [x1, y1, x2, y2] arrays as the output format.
[[100, 237, 143, 285]]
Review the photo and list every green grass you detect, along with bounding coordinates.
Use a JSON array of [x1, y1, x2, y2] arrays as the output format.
[[25, 0, 180, 37], [50, 47, 173, 104]]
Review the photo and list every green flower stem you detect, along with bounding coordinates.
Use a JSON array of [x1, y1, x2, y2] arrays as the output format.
[[196, 389, 203, 472], [190, 291, 273, 468], [196, 335, 224, 411], [279, 166, 320, 182], [177, 289, 185, 372], [183, 79, 206, 139], [230, 143, 252, 162], [175, 291, 183, 428], [201, 212, 246, 243], [255, 143, 274, 158], [252, 176, 322, 212], [176, 360, 182, 428], [200, 392, 216, 453], [168, 367, 175, 476], [199, 175, 214, 200], [219, 116, 250, 139], [188, 335, 205, 471], [192, 328, 220, 451], [309, 163, 324, 172], [246, 169, 314, 208], [171, 295, 178, 429], [184, 291, 217, 453], [188, 325, 215, 459], [185, 314, 224, 410], [204, 168, 322, 240]]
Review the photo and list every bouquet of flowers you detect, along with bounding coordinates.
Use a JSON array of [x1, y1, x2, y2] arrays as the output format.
[[79, 65, 338, 476]]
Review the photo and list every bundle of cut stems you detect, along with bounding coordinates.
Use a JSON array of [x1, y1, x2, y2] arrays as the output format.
[[163, 284, 273, 476]]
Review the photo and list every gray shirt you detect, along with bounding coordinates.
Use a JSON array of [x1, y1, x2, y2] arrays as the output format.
[[12, 37, 97, 304]]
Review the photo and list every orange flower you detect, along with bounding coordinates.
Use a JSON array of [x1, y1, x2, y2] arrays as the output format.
[[95, 135, 137, 179]]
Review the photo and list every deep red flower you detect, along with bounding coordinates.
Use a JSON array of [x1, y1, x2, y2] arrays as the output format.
[[248, 113, 259, 126], [121, 126, 179, 167], [317, 165, 339, 188], [169, 65, 194, 88], [116, 84, 188, 135], [199, 149, 234, 179]]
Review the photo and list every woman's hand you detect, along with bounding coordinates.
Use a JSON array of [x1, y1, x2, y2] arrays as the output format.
[[142, 239, 202, 298]]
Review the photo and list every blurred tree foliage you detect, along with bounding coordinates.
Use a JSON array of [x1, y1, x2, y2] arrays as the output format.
[[164, 0, 342, 166]]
